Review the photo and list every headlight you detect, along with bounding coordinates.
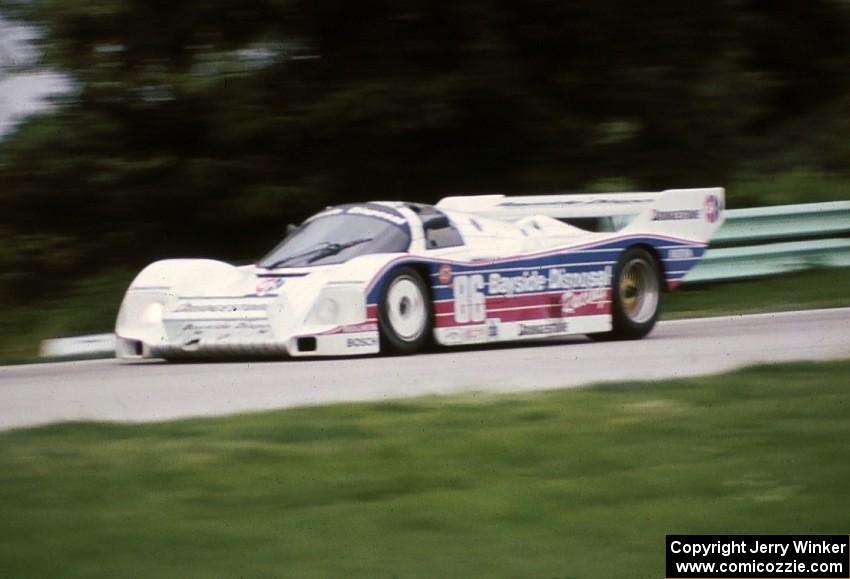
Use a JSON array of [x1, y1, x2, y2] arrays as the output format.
[[142, 302, 164, 325], [313, 298, 339, 324], [301, 287, 366, 327]]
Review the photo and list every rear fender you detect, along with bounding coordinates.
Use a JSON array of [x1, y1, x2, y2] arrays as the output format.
[[622, 187, 725, 244]]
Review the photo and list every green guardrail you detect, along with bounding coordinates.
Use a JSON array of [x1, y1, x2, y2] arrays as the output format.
[[712, 201, 850, 245], [683, 202, 850, 284]]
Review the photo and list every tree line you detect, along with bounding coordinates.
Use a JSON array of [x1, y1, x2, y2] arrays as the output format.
[[1, 0, 849, 303]]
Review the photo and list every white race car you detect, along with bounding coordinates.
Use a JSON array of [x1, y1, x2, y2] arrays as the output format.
[[115, 187, 724, 359]]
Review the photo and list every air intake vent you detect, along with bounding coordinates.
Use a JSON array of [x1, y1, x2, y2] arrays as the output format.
[[296, 337, 317, 352]]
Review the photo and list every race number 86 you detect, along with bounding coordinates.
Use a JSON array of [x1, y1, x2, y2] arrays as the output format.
[[453, 274, 486, 323]]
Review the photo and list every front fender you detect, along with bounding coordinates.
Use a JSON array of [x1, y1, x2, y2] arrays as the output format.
[[115, 259, 242, 354], [125, 259, 242, 293]]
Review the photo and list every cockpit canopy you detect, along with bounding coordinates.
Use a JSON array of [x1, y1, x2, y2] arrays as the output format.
[[258, 203, 412, 268]]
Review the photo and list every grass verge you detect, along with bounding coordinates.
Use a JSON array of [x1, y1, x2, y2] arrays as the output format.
[[663, 268, 850, 319], [2, 360, 850, 578]]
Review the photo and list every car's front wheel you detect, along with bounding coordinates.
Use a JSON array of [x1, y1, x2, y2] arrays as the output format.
[[591, 247, 662, 340], [378, 267, 432, 354]]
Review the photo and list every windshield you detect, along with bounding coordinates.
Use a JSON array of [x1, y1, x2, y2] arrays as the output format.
[[259, 204, 411, 268]]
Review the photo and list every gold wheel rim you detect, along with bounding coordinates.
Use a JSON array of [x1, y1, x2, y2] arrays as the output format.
[[621, 268, 640, 317], [618, 258, 659, 324]]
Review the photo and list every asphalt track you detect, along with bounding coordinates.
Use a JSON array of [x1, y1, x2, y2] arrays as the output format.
[[1, 308, 848, 430]]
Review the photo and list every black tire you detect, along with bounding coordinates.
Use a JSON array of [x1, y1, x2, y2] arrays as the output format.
[[377, 267, 433, 354], [589, 247, 662, 341]]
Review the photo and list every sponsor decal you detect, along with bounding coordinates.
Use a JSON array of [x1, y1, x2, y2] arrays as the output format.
[[234, 321, 271, 331], [704, 194, 722, 223], [454, 266, 613, 306], [346, 337, 378, 348], [181, 322, 230, 331], [256, 277, 285, 295], [518, 321, 568, 336], [174, 302, 268, 313], [438, 264, 453, 285], [443, 330, 463, 344], [652, 209, 700, 221], [487, 267, 612, 297], [560, 288, 608, 315], [668, 247, 695, 259], [547, 266, 612, 291], [488, 271, 547, 296], [181, 321, 270, 331], [442, 326, 493, 343], [486, 318, 500, 339], [176, 320, 272, 343], [347, 205, 408, 225], [306, 205, 408, 226], [499, 198, 653, 207], [309, 208, 344, 221], [464, 327, 486, 341], [327, 322, 379, 334]]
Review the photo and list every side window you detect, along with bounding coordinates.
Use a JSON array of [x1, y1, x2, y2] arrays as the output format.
[[424, 214, 464, 249], [407, 203, 465, 249], [426, 222, 464, 249]]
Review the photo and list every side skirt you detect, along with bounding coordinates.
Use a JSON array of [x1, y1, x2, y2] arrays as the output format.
[[433, 314, 611, 346]]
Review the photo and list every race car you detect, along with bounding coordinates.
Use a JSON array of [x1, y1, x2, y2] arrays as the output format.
[[115, 187, 724, 359]]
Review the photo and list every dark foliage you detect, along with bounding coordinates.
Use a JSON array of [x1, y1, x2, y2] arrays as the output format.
[[1, 0, 849, 303]]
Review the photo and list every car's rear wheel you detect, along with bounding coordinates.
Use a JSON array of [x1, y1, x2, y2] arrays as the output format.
[[378, 267, 432, 354], [590, 247, 662, 340]]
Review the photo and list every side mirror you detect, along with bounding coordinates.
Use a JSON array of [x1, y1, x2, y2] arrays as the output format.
[[285, 223, 298, 237]]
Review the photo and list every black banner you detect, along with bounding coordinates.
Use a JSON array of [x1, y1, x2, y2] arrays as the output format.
[[666, 535, 849, 578]]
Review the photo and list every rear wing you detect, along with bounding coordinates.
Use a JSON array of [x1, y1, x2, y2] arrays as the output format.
[[437, 187, 725, 244]]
